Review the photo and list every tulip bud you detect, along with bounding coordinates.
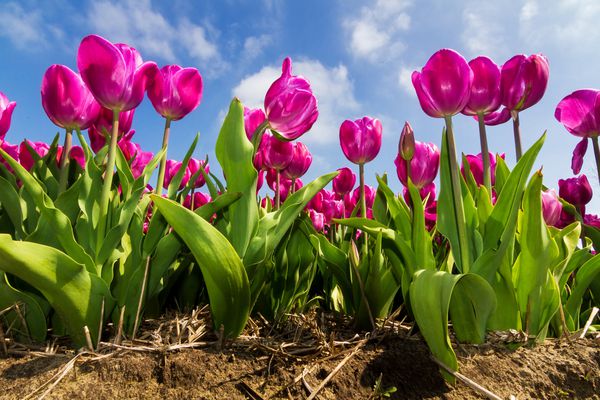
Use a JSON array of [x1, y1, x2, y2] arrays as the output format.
[[395, 141, 440, 189], [332, 167, 356, 197], [559, 175, 593, 214], [183, 192, 211, 210], [339, 116, 382, 165], [399, 121, 415, 161], [0, 92, 16, 141], [282, 142, 312, 179], [349, 240, 361, 269], [541, 189, 562, 227], [148, 65, 203, 121], [264, 58, 318, 140], [461, 152, 504, 187]]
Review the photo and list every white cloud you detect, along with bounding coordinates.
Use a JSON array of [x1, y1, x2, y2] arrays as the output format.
[[0, 3, 64, 51], [87, 0, 226, 75], [242, 35, 272, 61], [398, 66, 416, 96], [461, 4, 509, 59], [344, 0, 411, 62], [232, 59, 360, 145]]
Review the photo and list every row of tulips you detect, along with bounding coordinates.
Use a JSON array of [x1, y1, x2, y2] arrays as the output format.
[[0, 35, 598, 382]]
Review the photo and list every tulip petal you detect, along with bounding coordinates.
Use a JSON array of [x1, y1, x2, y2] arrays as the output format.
[[482, 107, 511, 126], [571, 137, 588, 175], [554, 89, 600, 138]]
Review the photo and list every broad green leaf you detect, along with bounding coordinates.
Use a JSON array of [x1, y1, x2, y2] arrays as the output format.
[[407, 182, 435, 270], [0, 272, 47, 342], [151, 195, 250, 338], [215, 98, 258, 257], [167, 133, 199, 199], [0, 176, 26, 238], [0, 235, 113, 347], [564, 255, 600, 330]]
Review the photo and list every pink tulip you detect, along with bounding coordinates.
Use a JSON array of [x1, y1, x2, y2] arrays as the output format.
[[332, 167, 356, 197], [244, 106, 266, 140], [41, 65, 101, 130], [461, 56, 501, 116], [186, 158, 209, 188], [584, 213, 600, 229], [256, 169, 265, 191], [541, 189, 562, 227], [500, 54, 549, 112], [412, 49, 473, 118], [339, 116, 382, 165], [571, 138, 588, 175], [19, 141, 50, 171], [77, 34, 157, 111], [264, 57, 318, 140], [0, 92, 16, 141], [559, 174, 593, 214], [554, 89, 600, 138], [0, 141, 19, 172], [394, 140, 440, 189], [260, 132, 294, 170], [282, 142, 312, 179], [130, 148, 154, 179], [483, 108, 512, 126], [148, 65, 203, 121], [163, 160, 190, 190], [403, 182, 438, 230], [461, 152, 505, 186], [351, 185, 376, 219], [266, 168, 302, 200], [56, 145, 86, 169], [183, 192, 211, 210], [309, 209, 325, 232]]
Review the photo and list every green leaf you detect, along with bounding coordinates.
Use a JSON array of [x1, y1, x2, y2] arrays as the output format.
[[564, 255, 600, 330], [215, 98, 258, 257], [0, 235, 113, 347], [151, 195, 250, 338], [0, 272, 47, 342], [407, 182, 435, 270], [167, 133, 199, 199], [0, 176, 26, 238]]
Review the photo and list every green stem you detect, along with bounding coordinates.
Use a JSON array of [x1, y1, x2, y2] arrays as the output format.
[[58, 128, 73, 195], [592, 136, 600, 187], [359, 163, 368, 253], [512, 111, 523, 162], [155, 118, 172, 195], [444, 116, 471, 273], [275, 169, 281, 209], [477, 113, 492, 194], [97, 110, 120, 243]]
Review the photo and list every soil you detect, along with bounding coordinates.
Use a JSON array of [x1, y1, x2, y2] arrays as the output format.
[[0, 335, 598, 400]]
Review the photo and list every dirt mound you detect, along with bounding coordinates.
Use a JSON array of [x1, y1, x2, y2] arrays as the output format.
[[1, 335, 598, 399]]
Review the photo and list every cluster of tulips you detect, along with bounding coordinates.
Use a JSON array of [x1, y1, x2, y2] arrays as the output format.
[[0, 35, 599, 383]]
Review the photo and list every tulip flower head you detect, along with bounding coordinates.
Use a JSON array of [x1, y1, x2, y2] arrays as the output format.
[[244, 106, 266, 141], [555, 89, 600, 139], [559, 174, 593, 214], [264, 58, 318, 140], [461, 152, 505, 187], [148, 65, 203, 121], [500, 54, 549, 112], [0, 141, 19, 172], [0, 91, 16, 141], [282, 141, 312, 180], [394, 140, 440, 189], [163, 159, 191, 190], [339, 116, 382, 165], [260, 132, 294, 170], [399, 121, 415, 161], [461, 56, 502, 116], [77, 34, 158, 112], [541, 189, 562, 227], [186, 158, 210, 189], [332, 167, 356, 197], [183, 192, 211, 211], [19, 140, 50, 171], [412, 49, 473, 118]]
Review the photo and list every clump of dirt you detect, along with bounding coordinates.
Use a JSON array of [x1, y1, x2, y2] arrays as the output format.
[[0, 336, 598, 399]]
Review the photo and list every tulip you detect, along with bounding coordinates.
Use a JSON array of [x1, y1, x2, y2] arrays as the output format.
[[461, 152, 505, 187], [584, 213, 600, 229], [282, 142, 312, 184], [148, 65, 203, 121], [186, 158, 210, 189], [130, 148, 154, 179], [309, 209, 325, 232], [266, 168, 303, 202], [19, 140, 50, 171], [261, 133, 294, 208], [163, 160, 190, 190], [244, 106, 266, 141], [541, 189, 562, 227], [56, 145, 86, 170], [403, 183, 437, 230], [183, 192, 211, 211], [412, 48, 473, 272], [395, 140, 440, 189], [0, 141, 19, 173], [461, 57, 501, 192], [88, 107, 135, 152], [0, 92, 16, 141], [559, 174, 593, 215], [351, 185, 376, 219], [41, 65, 101, 193], [264, 57, 318, 141], [398, 121, 415, 162], [555, 89, 600, 181], [332, 167, 356, 198], [77, 34, 158, 242]]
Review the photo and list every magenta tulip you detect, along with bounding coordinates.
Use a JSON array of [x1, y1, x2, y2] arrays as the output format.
[[332, 167, 356, 197], [260, 132, 294, 170], [570, 138, 588, 175], [309, 209, 325, 232], [339, 116, 382, 165], [0, 92, 16, 141], [461, 152, 504, 186], [183, 192, 211, 210], [244, 107, 266, 141], [412, 49, 473, 118], [148, 65, 203, 121], [163, 160, 190, 190], [461, 56, 501, 116], [555, 89, 600, 138], [19, 140, 50, 171], [41, 65, 101, 130], [186, 158, 210, 188], [282, 142, 312, 179], [264, 57, 318, 140], [77, 34, 157, 112], [88, 108, 135, 152], [394, 140, 440, 189], [130, 148, 154, 179], [559, 174, 593, 214], [0, 141, 19, 172], [541, 189, 562, 227], [351, 185, 376, 219], [500, 54, 549, 112], [56, 145, 85, 169]]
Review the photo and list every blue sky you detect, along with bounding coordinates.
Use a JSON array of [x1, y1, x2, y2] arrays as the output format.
[[1, 0, 600, 211]]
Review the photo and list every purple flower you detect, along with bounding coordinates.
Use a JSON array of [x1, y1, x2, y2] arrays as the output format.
[[148, 65, 203, 121], [260, 132, 294, 170], [461, 56, 501, 116], [186, 158, 210, 189], [264, 58, 318, 140], [541, 189, 562, 227], [461, 152, 505, 186], [395, 140, 440, 189], [555, 89, 600, 138], [339, 116, 382, 165], [412, 49, 473, 118], [559, 174, 593, 214], [244, 106, 266, 141], [77, 34, 158, 111], [163, 159, 190, 190], [282, 141, 312, 179], [332, 167, 356, 197], [183, 192, 211, 210], [0, 92, 16, 141], [19, 140, 50, 171], [500, 54, 549, 112]]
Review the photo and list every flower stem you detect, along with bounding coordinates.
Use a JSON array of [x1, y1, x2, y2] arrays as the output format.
[[58, 128, 73, 195], [97, 110, 120, 244], [291, 177, 296, 194], [155, 118, 172, 195], [592, 136, 600, 186], [359, 163, 366, 219], [511, 111, 523, 161], [444, 116, 471, 273], [477, 113, 492, 194], [275, 169, 281, 209]]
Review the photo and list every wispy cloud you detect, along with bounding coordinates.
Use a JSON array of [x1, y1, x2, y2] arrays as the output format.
[[87, 0, 227, 75], [343, 0, 412, 62], [461, 3, 510, 60], [232, 59, 360, 145], [0, 2, 65, 51], [242, 34, 273, 61], [397, 66, 417, 97]]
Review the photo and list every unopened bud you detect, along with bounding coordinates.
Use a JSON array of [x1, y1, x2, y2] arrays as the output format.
[[399, 121, 415, 161], [349, 239, 361, 268]]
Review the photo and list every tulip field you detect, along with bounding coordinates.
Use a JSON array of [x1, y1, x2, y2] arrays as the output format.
[[0, 34, 599, 398]]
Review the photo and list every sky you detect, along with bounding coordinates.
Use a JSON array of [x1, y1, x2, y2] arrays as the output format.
[[1, 0, 600, 211]]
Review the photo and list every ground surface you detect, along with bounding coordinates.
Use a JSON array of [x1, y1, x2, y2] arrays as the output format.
[[0, 311, 598, 399]]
